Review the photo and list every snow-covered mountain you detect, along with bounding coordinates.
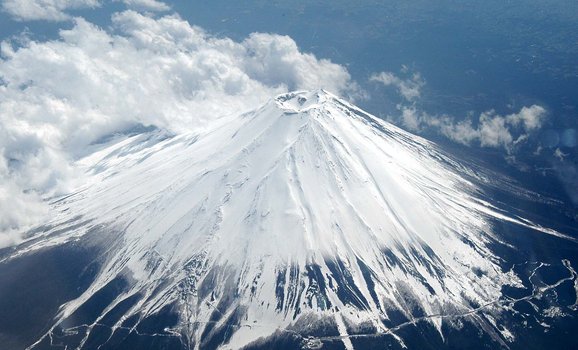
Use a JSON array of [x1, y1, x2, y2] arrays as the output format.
[[2, 90, 578, 350]]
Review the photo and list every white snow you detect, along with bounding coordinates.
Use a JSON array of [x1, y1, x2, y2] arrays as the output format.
[[14, 90, 574, 349]]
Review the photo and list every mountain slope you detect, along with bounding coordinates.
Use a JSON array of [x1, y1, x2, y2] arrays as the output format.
[[4, 90, 578, 350]]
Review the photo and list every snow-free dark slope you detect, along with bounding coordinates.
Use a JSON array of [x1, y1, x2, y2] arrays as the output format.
[[2, 90, 578, 350]]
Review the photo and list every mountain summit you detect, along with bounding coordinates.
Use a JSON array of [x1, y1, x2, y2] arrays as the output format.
[[3, 91, 577, 350]]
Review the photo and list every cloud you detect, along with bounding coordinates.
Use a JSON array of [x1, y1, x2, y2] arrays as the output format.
[[372, 67, 548, 153], [370, 70, 425, 101], [554, 148, 568, 161], [1, 0, 100, 21], [0, 182, 49, 247], [397, 105, 547, 151], [0, 11, 358, 245], [118, 0, 169, 12]]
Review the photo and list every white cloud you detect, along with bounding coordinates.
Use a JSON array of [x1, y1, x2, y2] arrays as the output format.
[[505, 105, 547, 131], [0, 11, 358, 245], [1, 0, 100, 21], [478, 111, 515, 147], [554, 148, 568, 161], [370, 70, 424, 101], [118, 0, 169, 12], [374, 68, 548, 152], [397, 105, 547, 151]]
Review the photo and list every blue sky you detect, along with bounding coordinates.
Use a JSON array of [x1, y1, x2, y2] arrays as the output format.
[[0, 0, 577, 244]]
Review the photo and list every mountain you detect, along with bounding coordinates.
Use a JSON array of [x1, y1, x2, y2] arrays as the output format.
[[1, 90, 578, 350]]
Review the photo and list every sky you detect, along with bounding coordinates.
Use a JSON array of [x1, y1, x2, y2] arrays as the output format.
[[0, 0, 577, 246]]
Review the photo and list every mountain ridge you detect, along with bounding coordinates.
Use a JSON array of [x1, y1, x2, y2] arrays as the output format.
[[3, 90, 577, 350]]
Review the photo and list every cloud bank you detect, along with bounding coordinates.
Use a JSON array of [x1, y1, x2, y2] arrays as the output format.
[[0, 10, 358, 245], [369, 67, 547, 152], [370, 69, 425, 101], [1, 0, 101, 21], [399, 105, 547, 150], [118, 0, 170, 12]]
